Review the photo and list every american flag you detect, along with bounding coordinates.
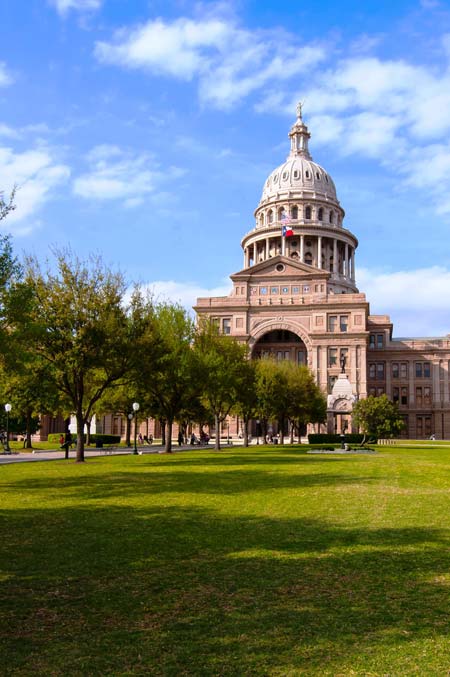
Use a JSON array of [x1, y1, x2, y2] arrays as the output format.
[[281, 211, 293, 224]]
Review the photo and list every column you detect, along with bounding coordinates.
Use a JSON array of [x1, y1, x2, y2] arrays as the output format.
[[344, 243, 349, 278], [333, 239, 338, 276], [266, 238, 269, 260], [350, 248, 355, 281], [433, 362, 441, 405], [281, 232, 286, 256], [318, 236, 322, 269], [300, 235, 304, 263], [244, 247, 248, 268]]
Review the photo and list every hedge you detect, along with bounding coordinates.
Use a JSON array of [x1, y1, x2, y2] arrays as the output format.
[[308, 433, 365, 444], [47, 433, 121, 445]]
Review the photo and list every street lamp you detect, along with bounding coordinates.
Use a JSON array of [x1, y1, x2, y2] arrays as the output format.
[[256, 419, 260, 446], [4, 403, 11, 453], [132, 402, 140, 455]]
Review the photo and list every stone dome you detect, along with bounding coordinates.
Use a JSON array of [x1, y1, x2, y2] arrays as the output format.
[[261, 157, 337, 202], [259, 104, 339, 206]]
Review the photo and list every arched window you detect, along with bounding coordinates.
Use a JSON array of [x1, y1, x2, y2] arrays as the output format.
[[291, 251, 299, 260], [305, 252, 313, 265], [268, 210, 273, 223], [329, 211, 334, 224], [259, 213, 264, 226], [278, 207, 285, 221], [305, 206, 312, 220], [318, 207, 323, 221], [292, 205, 298, 219]]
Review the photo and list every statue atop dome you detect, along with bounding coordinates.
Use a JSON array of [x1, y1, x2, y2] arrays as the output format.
[[296, 101, 303, 120]]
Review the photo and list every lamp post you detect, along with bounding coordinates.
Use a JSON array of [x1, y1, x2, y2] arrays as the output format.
[[132, 402, 140, 455], [4, 403, 11, 453], [127, 413, 133, 447], [256, 419, 260, 446]]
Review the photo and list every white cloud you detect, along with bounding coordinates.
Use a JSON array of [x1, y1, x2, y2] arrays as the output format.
[[0, 145, 70, 229], [358, 266, 450, 337], [95, 16, 325, 110], [73, 145, 184, 205], [49, 0, 102, 15], [141, 279, 232, 312]]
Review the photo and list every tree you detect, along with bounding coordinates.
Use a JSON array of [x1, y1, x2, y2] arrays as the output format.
[[352, 394, 405, 440], [0, 187, 16, 222], [283, 362, 326, 442], [194, 323, 248, 450], [255, 358, 290, 443], [138, 303, 198, 453], [23, 250, 151, 462], [232, 359, 258, 447]]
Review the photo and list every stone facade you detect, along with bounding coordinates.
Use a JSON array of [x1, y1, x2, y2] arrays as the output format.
[[194, 108, 450, 439]]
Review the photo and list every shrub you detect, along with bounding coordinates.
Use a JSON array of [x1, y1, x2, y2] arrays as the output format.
[[308, 433, 365, 444], [47, 433, 121, 445]]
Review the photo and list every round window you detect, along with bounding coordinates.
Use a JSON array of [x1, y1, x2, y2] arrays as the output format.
[[276, 263, 285, 272]]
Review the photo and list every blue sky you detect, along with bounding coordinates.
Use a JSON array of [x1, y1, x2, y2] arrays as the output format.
[[1, 0, 450, 336]]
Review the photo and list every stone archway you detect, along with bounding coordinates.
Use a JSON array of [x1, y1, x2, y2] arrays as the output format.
[[248, 319, 312, 366]]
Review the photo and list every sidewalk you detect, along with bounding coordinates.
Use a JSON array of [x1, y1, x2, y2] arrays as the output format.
[[0, 446, 167, 465]]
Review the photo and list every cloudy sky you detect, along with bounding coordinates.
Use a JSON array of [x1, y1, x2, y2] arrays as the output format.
[[1, 0, 450, 336]]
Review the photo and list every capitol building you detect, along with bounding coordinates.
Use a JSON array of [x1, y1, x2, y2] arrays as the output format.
[[195, 107, 450, 439]]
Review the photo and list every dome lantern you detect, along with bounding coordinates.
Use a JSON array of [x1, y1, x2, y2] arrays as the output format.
[[288, 101, 312, 159]]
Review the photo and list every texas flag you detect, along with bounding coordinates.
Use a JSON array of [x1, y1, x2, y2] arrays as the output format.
[[281, 212, 294, 236]]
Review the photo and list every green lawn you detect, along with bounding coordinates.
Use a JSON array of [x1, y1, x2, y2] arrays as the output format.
[[1, 446, 450, 676]]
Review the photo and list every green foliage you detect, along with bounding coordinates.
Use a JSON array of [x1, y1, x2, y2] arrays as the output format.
[[308, 433, 366, 444], [352, 394, 405, 439], [0, 187, 16, 222], [194, 322, 248, 449]]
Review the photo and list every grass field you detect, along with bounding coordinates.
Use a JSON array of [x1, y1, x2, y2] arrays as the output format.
[[1, 445, 450, 676]]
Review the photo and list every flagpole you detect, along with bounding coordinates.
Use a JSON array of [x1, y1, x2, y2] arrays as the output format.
[[281, 222, 286, 256]]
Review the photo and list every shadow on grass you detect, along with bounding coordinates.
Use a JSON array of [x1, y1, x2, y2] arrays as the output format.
[[1, 499, 450, 676]]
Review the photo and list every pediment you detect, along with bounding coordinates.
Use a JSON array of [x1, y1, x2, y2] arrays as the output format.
[[230, 255, 331, 281]]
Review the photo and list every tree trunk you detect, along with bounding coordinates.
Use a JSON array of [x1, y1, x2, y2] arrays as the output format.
[[25, 408, 33, 449], [86, 419, 91, 447], [160, 418, 166, 446], [165, 419, 173, 453], [125, 415, 131, 447], [290, 421, 295, 445], [243, 417, 249, 448], [76, 408, 85, 462], [215, 414, 221, 450], [279, 417, 285, 445]]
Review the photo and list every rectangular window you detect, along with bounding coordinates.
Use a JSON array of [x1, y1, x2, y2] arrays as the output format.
[[297, 351, 306, 365], [369, 363, 376, 379], [377, 363, 385, 380], [292, 286, 299, 294], [424, 386, 431, 405], [415, 362, 423, 378], [276, 351, 284, 361], [416, 387, 422, 407], [211, 317, 220, 329], [340, 315, 348, 332], [424, 362, 431, 378], [303, 285, 310, 293], [377, 334, 384, 349], [369, 334, 375, 349], [281, 286, 289, 294], [425, 416, 432, 437], [369, 387, 376, 397], [235, 317, 243, 329], [222, 318, 231, 335], [401, 387, 408, 406], [260, 287, 267, 295], [328, 315, 337, 332], [270, 286, 279, 295], [393, 387, 399, 403], [328, 348, 338, 367], [376, 387, 385, 397], [400, 362, 408, 379], [392, 363, 399, 378]]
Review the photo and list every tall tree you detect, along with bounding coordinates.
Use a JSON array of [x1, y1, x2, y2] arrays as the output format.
[[283, 361, 326, 442], [139, 303, 198, 453], [352, 394, 405, 441], [23, 250, 151, 462], [194, 323, 248, 450], [232, 359, 258, 447], [255, 358, 290, 444]]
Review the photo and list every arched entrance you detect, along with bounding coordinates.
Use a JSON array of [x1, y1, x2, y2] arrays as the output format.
[[250, 326, 310, 440], [252, 329, 307, 365]]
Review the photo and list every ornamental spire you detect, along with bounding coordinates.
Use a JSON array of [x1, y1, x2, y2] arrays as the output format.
[[288, 101, 312, 159]]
